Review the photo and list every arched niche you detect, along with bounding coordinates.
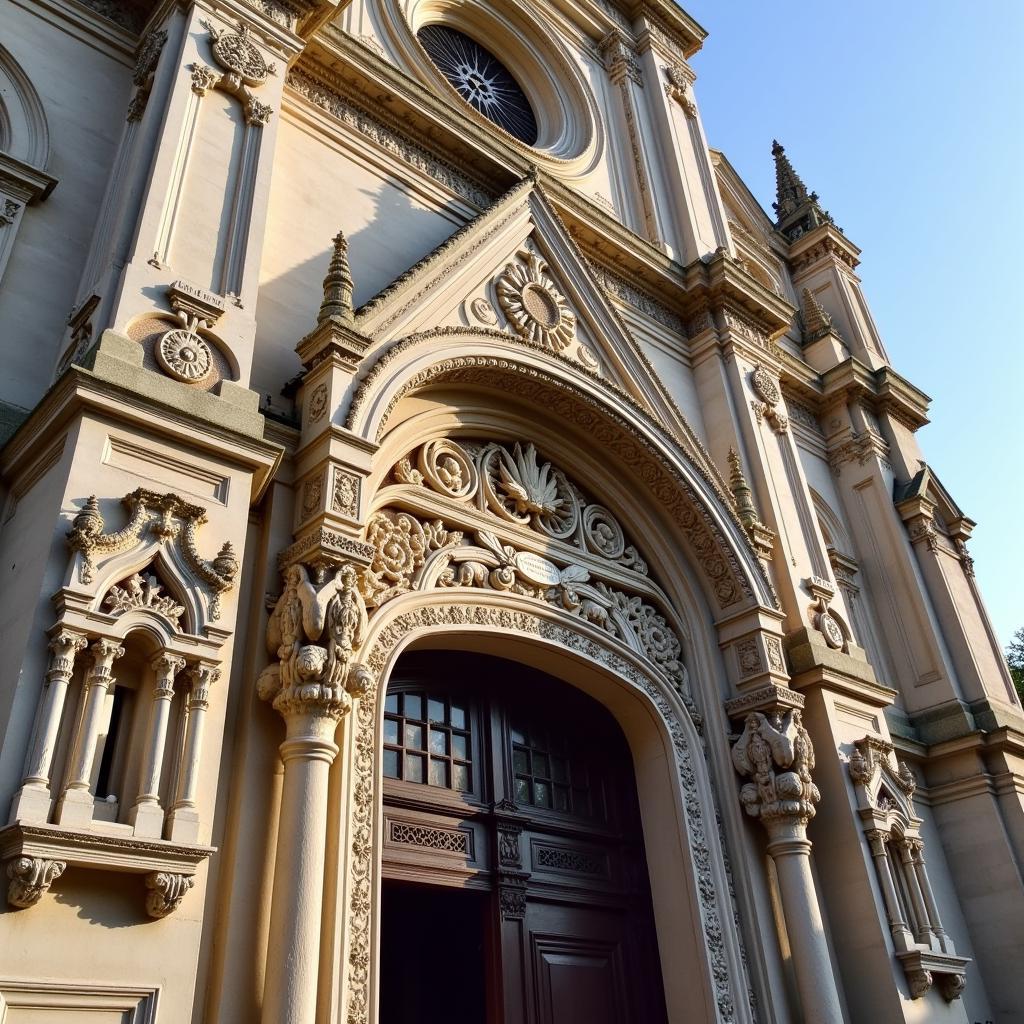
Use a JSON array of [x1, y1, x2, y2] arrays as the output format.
[[0, 41, 51, 171]]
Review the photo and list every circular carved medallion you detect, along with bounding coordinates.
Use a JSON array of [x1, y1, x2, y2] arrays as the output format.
[[496, 253, 576, 352], [308, 382, 329, 422], [818, 611, 844, 649], [751, 365, 781, 406], [156, 329, 213, 383], [210, 26, 271, 86]]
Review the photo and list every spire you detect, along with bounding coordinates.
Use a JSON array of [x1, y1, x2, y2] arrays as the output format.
[[770, 140, 836, 240], [771, 140, 809, 220], [800, 288, 838, 343], [317, 230, 354, 324], [728, 448, 760, 533]]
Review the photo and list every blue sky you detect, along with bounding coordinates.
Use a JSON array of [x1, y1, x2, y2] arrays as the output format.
[[680, 1, 1024, 648]]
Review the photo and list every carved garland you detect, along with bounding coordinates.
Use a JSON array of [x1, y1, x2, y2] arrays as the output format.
[[344, 603, 743, 1024], [67, 491, 238, 621]]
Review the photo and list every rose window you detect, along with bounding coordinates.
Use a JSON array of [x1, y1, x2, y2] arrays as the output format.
[[416, 25, 538, 145]]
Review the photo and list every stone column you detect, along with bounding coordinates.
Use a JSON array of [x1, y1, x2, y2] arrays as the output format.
[[865, 829, 914, 950], [9, 629, 88, 823], [166, 661, 219, 843], [895, 840, 936, 946], [54, 638, 124, 827], [908, 839, 951, 952], [257, 556, 369, 1024], [261, 688, 349, 1024], [731, 706, 843, 1024], [129, 652, 185, 837]]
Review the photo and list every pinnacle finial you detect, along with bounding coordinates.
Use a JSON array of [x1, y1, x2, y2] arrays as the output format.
[[728, 448, 759, 532], [318, 230, 354, 324], [771, 139, 809, 220], [800, 288, 838, 343]]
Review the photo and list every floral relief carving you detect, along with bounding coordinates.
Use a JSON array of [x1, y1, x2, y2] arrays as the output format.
[[103, 573, 185, 628], [749, 365, 788, 434], [332, 471, 359, 518], [301, 474, 324, 522], [345, 603, 740, 1024], [389, 438, 648, 576], [496, 251, 577, 353], [736, 638, 761, 677], [144, 871, 194, 918], [201, 19, 276, 85], [345, 353, 773, 610], [156, 328, 214, 383]]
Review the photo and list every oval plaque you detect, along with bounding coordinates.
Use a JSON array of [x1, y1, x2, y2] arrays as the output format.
[[514, 551, 562, 586]]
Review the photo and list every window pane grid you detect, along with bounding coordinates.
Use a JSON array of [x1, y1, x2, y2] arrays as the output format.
[[510, 720, 601, 820], [382, 690, 472, 793]]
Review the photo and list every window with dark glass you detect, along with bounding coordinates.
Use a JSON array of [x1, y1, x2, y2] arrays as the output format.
[[416, 24, 539, 145], [382, 689, 472, 793], [509, 717, 605, 821]]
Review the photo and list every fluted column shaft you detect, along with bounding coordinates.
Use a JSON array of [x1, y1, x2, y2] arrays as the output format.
[[129, 652, 185, 836], [167, 662, 219, 843], [261, 700, 346, 1024], [865, 829, 913, 949], [909, 840, 950, 951], [9, 631, 89, 824], [54, 638, 124, 827]]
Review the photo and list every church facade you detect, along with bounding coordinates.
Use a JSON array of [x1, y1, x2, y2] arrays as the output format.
[[0, 0, 1021, 1021]]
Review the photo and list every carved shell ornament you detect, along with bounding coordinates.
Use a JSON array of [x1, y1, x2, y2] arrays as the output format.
[[496, 252, 577, 352], [390, 438, 648, 576]]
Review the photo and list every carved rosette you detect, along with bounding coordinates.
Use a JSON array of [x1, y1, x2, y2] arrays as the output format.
[[496, 252, 576, 353], [156, 328, 214, 383], [731, 708, 819, 831], [192, 20, 276, 126]]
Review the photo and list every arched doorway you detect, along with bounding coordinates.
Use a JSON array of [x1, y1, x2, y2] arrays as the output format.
[[378, 650, 668, 1024]]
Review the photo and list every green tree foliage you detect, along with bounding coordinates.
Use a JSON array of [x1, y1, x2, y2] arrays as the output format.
[[1007, 627, 1024, 703]]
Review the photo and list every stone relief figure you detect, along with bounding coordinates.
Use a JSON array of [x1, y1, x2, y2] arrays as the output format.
[[731, 708, 819, 824], [258, 562, 370, 713]]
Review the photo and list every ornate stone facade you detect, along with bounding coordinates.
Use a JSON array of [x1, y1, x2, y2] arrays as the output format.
[[0, 2, 1017, 1024]]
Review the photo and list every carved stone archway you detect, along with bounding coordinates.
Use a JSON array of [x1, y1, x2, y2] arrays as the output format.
[[342, 331, 778, 617], [333, 588, 755, 1024]]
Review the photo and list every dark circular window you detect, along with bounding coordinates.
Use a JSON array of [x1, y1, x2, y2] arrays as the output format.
[[417, 24, 538, 146]]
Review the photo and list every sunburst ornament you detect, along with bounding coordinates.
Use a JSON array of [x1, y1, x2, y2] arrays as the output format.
[[496, 252, 576, 352]]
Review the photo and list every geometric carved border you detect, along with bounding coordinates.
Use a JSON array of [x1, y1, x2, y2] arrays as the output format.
[[0, 979, 159, 1022], [387, 819, 471, 857]]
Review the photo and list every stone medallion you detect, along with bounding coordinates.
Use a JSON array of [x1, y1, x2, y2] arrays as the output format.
[[496, 252, 576, 352], [156, 329, 213, 383]]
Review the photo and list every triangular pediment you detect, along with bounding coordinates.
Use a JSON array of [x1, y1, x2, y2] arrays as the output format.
[[352, 178, 702, 438]]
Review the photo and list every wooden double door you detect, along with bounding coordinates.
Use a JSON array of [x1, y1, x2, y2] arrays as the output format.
[[378, 652, 668, 1024]]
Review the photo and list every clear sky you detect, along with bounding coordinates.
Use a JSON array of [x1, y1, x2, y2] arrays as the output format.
[[679, 1, 1024, 649]]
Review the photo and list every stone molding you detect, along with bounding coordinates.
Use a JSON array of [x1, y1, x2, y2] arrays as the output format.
[[343, 593, 749, 1024]]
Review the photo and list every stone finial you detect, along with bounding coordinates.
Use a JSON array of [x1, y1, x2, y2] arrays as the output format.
[[728, 448, 759, 532], [800, 288, 839, 343], [771, 140, 809, 220], [771, 140, 836, 240], [317, 231, 354, 324]]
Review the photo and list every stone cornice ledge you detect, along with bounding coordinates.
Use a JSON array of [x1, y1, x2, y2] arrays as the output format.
[[0, 822, 214, 875], [786, 627, 896, 710], [0, 152, 58, 202], [1, 332, 283, 503]]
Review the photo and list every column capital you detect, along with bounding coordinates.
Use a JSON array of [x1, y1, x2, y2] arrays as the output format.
[[257, 559, 372, 740], [731, 706, 820, 832], [186, 661, 220, 707], [88, 637, 124, 678], [47, 629, 89, 669]]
